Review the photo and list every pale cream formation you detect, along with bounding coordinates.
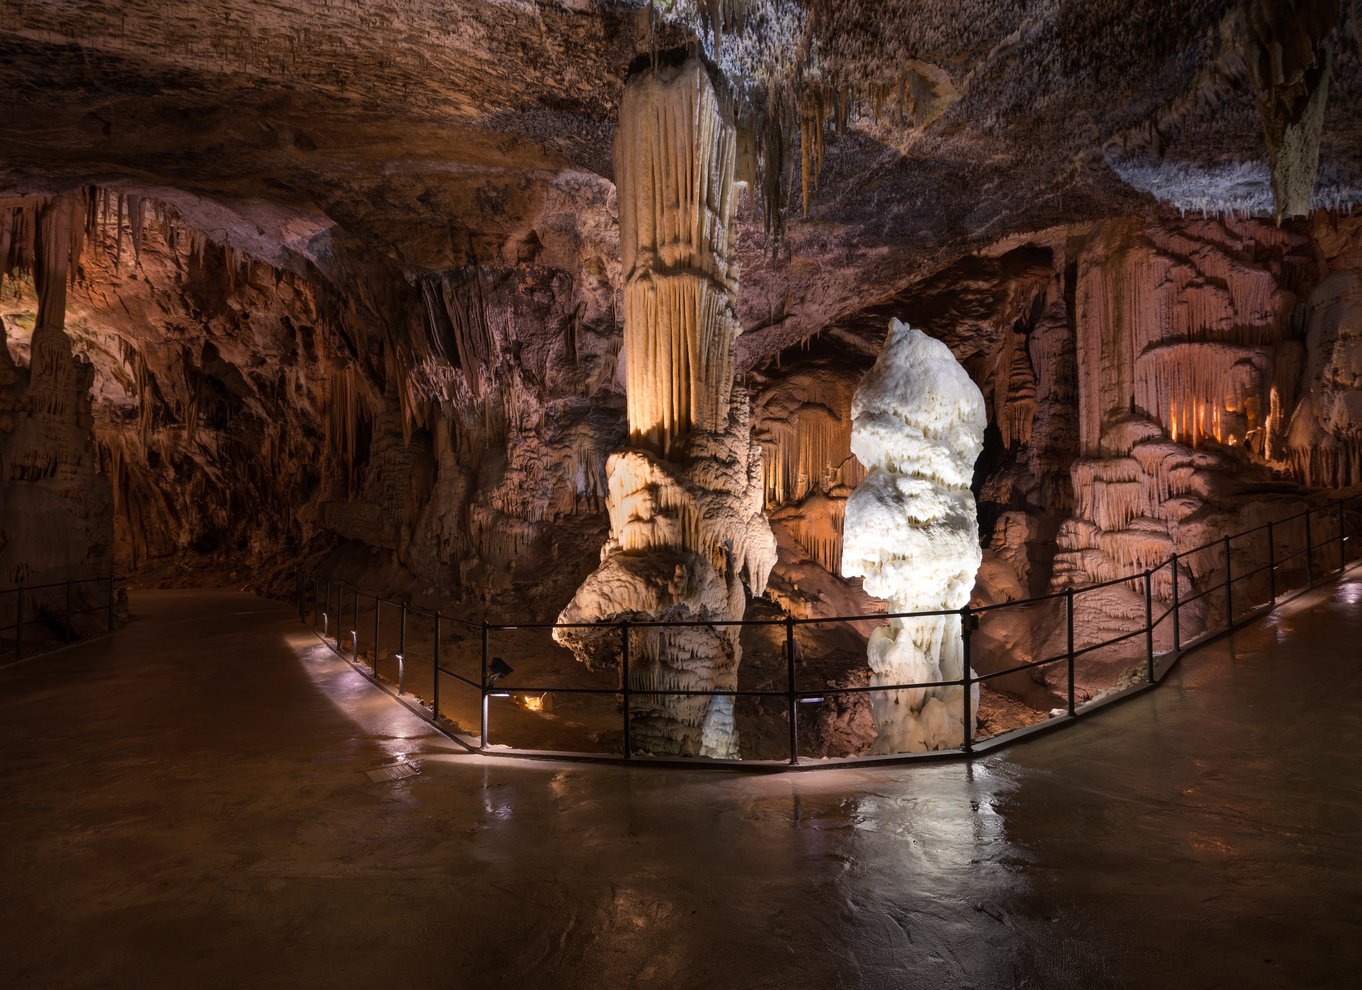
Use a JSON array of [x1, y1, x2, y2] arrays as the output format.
[[842, 319, 985, 753]]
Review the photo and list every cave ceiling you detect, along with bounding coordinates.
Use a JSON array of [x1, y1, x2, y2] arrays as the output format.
[[2, 1, 1360, 357]]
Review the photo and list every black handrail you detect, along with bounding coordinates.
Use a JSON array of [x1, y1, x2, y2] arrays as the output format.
[[0, 573, 122, 665], [297, 492, 1361, 769]]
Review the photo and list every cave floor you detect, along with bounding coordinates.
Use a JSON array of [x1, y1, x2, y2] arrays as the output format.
[[2, 583, 1361, 989]]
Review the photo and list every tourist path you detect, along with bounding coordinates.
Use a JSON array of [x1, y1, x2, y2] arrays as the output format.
[[2, 583, 1359, 988]]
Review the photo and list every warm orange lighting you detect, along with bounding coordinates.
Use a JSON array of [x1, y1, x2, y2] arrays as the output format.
[[515, 693, 549, 714]]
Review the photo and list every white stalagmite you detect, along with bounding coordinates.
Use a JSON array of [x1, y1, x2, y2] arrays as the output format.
[[554, 56, 775, 759], [841, 319, 986, 753]]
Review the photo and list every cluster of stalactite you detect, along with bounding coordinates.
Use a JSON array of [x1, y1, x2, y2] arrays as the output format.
[[1, 184, 449, 583], [1047, 217, 1331, 674], [668, 0, 1359, 245], [615, 53, 740, 457], [1073, 220, 1307, 455], [751, 361, 864, 574], [754, 366, 863, 507], [647, 3, 960, 251]]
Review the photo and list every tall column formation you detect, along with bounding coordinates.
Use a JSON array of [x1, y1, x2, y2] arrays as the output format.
[[0, 193, 112, 588], [841, 319, 986, 753], [554, 57, 775, 759], [1242, 0, 1341, 221]]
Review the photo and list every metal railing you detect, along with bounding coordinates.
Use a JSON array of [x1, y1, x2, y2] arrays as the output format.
[[298, 492, 1362, 770], [0, 574, 121, 665]]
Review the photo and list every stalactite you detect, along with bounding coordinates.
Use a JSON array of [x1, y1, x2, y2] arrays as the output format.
[[127, 194, 146, 263], [1291, 435, 1362, 487], [616, 55, 739, 459], [418, 266, 494, 397], [776, 492, 847, 575], [1135, 343, 1271, 447], [754, 366, 865, 518], [993, 329, 1037, 450]]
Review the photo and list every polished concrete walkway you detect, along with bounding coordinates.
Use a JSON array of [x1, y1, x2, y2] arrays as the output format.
[[2, 583, 1360, 989]]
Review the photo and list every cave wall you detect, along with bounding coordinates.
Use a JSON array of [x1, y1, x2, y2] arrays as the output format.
[[4, 177, 1362, 680], [0, 177, 625, 615], [752, 209, 1362, 700]]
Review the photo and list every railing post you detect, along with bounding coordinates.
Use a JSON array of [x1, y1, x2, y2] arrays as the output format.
[[1065, 587, 1075, 716], [1223, 535, 1233, 627], [107, 574, 115, 634], [1143, 569, 1154, 683], [432, 614, 441, 722], [785, 615, 798, 766], [1305, 510, 1314, 587], [480, 620, 490, 750], [353, 589, 360, 657], [14, 585, 22, 662], [960, 606, 974, 754], [1170, 553, 1181, 651], [621, 622, 632, 759], [1267, 521, 1276, 604], [398, 602, 407, 691], [1339, 499, 1347, 573], [325, 579, 333, 637], [372, 599, 380, 676], [64, 579, 72, 643]]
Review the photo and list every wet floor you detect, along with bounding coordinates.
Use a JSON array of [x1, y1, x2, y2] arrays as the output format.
[[2, 583, 1360, 989]]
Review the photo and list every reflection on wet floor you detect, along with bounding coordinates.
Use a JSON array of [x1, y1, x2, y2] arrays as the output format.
[[1, 582, 1360, 988]]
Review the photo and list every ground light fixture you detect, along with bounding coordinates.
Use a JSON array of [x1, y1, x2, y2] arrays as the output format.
[[487, 657, 514, 698]]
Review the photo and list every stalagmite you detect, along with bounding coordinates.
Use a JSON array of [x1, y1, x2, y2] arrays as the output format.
[[554, 56, 775, 759], [841, 319, 986, 753]]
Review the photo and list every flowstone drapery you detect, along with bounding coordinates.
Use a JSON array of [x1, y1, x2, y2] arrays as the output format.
[[553, 56, 775, 759], [841, 319, 985, 753]]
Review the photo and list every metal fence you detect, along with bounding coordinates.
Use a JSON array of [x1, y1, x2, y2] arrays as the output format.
[[298, 492, 1362, 770], [0, 574, 121, 665]]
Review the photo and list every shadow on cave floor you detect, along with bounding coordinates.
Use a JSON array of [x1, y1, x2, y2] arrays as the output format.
[[1, 582, 1360, 989]]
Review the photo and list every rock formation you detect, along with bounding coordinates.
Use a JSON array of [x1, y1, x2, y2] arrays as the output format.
[[553, 56, 775, 759], [841, 319, 986, 753], [1, 2, 1361, 754], [0, 193, 112, 609], [1243, 0, 1342, 220]]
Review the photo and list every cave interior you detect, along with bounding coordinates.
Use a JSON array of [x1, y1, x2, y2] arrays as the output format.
[[3, 0, 1362, 761]]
